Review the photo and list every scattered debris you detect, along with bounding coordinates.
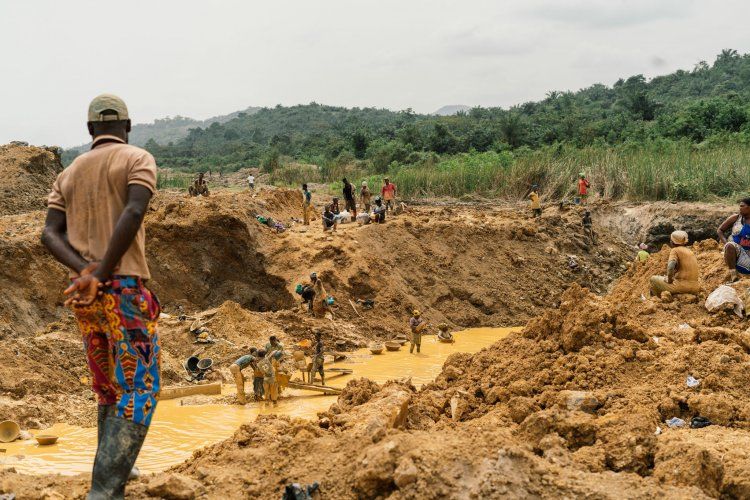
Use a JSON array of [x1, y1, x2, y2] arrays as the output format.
[[665, 417, 686, 428]]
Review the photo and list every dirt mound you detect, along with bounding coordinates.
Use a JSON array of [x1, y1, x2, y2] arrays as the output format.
[[400, 242, 750, 497], [0, 143, 62, 216], [148, 240, 750, 498]]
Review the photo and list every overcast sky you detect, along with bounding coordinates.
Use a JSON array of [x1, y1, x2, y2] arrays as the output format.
[[2, 0, 749, 147]]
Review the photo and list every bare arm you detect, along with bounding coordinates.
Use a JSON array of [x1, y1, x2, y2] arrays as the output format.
[[41, 209, 89, 274], [93, 184, 152, 281], [717, 214, 739, 244], [667, 259, 677, 283]]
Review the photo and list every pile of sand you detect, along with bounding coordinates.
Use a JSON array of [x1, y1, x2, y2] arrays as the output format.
[[0, 143, 62, 216]]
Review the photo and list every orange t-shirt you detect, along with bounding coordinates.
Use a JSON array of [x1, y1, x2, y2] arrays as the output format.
[[578, 178, 590, 196], [382, 183, 396, 200], [47, 135, 157, 278]]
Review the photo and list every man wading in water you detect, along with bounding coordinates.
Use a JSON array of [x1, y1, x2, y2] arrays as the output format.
[[42, 94, 161, 499]]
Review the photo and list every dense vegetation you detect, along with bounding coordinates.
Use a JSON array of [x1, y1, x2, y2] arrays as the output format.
[[65, 50, 750, 200]]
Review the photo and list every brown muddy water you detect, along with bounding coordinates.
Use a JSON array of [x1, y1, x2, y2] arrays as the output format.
[[0, 327, 517, 475]]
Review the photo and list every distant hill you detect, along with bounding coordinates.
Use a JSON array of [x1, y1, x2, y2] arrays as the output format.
[[433, 105, 471, 116], [61, 106, 260, 164], [64, 50, 750, 174]]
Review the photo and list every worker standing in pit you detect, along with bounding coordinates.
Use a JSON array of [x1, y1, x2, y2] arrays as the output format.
[[582, 210, 596, 246], [42, 94, 161, 498], [230, 348, 259, 405], [409, 309, 427, 354], [252, 350, 266, 401], [257, 351, 280, 405], [361, 181, 372, 213], [343, 178, 357, 219], [309, 330, 326, 385], [381, 177, 397, 212], [302, 183, 312, 225]]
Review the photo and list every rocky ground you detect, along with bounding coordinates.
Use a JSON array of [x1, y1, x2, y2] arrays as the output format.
[[1, 144, 747, 498]]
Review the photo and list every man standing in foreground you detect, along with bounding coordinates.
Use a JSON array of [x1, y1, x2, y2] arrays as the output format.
[[42, 94, 161, 499]]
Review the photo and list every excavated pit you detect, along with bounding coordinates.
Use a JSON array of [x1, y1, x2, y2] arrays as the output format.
[[2, 144, 747, 499]]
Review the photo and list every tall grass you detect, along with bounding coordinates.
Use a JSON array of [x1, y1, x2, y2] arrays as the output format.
[[157, 171, 193, 190], [389, 142, 750, 201], [265, 141, 750, 201]]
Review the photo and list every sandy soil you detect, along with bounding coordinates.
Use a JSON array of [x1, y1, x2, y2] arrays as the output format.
[[1, 144, 748, 499]]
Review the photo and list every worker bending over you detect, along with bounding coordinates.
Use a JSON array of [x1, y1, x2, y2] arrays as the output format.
[[717, 197, 750, 282], [409, 309, 427, 354], [649, 230, 701, 299], [230, 348, 259, 404]]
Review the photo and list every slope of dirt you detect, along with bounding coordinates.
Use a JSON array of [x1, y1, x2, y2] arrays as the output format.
[[597, 201, 731, 246], [0, 144, 62, 215]]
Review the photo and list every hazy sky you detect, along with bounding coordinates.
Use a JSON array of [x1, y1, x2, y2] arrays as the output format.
[[2, 0, 749, 147]]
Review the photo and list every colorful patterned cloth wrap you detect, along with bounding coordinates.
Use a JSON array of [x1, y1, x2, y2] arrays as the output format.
[[73, 276, 161, 426]]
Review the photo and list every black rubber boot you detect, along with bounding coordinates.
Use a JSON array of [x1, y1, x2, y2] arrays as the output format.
[[88, 416, 149, 500], [96, 405, 115, 446]]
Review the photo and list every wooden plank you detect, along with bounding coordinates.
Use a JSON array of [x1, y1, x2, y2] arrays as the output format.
[[286, 381, 342, 395], [158, 382, 222, 400]]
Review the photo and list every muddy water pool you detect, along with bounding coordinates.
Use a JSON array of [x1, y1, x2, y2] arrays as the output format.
[[0, 327, 517, 475]]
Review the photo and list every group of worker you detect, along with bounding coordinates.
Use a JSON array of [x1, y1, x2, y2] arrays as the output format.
[[527, 172, 591, 217], [231, 331, 328, 404], [229, 336, 285, 405], [302, 178, 396, 231]]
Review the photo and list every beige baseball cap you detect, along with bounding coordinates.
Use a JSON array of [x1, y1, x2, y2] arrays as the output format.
[[88, 94, 129, 122]]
